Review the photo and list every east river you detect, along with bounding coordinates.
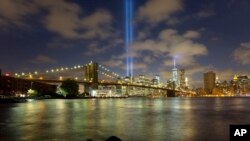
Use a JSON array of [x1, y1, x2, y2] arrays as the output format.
[[0, 97, 250, 141]]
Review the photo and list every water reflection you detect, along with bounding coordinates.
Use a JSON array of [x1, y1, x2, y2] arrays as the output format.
[[0, 97, 250, 141]]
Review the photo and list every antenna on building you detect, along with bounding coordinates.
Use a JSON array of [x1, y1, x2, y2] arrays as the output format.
[[173, 57, 176, 68]]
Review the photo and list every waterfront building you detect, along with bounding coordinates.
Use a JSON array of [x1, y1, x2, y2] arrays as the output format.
[[237, 75, 248, 84], [233, 75, 238, 82], [236, 75, 249, 94], [124, 76, 131, 83], [204, 71, 216, 94], [152, 78, 158, 86], [138, 74, 145, 83], [0, 75, 56, 96]]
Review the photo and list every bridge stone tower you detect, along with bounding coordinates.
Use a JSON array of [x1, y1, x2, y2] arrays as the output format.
[[84, 62, 98, 89]]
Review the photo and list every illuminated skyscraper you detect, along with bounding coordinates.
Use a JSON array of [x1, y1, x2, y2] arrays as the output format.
[[154, 75, 160, 84], [204, 71, 216, 94], [172, 58, 178, 87], [185, 77, 189, 88], [179, 69, 185, 88]]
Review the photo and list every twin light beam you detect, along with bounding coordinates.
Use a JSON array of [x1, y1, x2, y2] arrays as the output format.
[[125, 0, 134, 77]]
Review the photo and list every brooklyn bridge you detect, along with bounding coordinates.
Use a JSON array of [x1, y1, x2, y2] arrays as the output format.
[[0, 61, 192, 97]]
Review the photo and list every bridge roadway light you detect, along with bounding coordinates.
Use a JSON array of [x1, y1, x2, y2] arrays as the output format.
[[34, 71, 38, 75], [46, 70, 49, 73]]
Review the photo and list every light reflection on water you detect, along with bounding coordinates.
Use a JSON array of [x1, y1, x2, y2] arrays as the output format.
[[0, 97, 250, 141]]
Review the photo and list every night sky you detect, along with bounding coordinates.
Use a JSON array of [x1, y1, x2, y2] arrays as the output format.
[[0, 0, 250, 86]]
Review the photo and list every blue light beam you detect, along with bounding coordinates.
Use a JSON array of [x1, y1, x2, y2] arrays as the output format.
[[124, 0, 134, 77]]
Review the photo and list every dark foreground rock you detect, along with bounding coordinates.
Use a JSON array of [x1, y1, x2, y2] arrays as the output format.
[[105, 136, 122, 141]]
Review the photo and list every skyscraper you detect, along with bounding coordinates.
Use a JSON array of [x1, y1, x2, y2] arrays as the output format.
[[204, 71, 216, 94], [172, 58, 178, 87], [179, 69, 185, 88], [154, 75, 160, 84]]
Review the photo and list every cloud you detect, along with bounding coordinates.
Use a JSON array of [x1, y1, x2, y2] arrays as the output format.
[[159, 68, 172, 81], [102, 54, 148, 71], [0, 0, 37, 26], [133, 62, 147, 70], [40, 0, 114, 39], [40, 0, 81, 38], [33, 55, 57, 64], [143, 56, 155, 63], [183, 30, 200, 39], [233, 42, 250, 65], [83, 37, 123, 56], [0, 0, 116, 40], [103, 59, 124, 68], [47, 37, 77, 49], [81, 9, 114, 39], [137, 0, 183, 25], [195, 8, 215, 18], [183, 4, 215, 22], [84, 42, 107, 56], [131, 29, 208, 67]]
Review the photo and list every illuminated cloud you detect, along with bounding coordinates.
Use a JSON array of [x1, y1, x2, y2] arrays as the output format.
[[0, 0, 37, 26], [0, 0, 115, 40], [233, 42, 250, 65], [137, 0, 183, 24], [40, 0, 81, 38], [131, 29, 207, 67], [81, 9, 114, 39], [41, 1, 114, 39]]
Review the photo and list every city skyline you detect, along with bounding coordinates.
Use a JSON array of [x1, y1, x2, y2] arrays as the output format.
[[1, 0, 250, 86]]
